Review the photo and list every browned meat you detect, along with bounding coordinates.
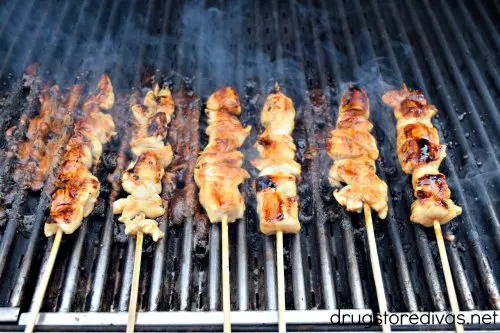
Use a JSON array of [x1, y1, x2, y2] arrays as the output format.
[[45, 75, 116, 237], [382, 85, 461, 226], [196, 87, 250, 223], [253, 84, 301, 235], [327, 86, 388, 219], [113, 84, 174, 241]]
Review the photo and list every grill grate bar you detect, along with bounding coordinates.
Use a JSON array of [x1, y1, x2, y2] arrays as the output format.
[[9, 193, 50, 307], [148, 214, 168, 311], [454, 0, 500, 97], [59, 224, 88, 312], [236, 219, 248, 310], [118, 239, 135, 311], [178, 219, 194, 310], [0, 0, 22, 38], [291, 235, 307, 310], [299, 0, 336, 311], [208, 224, 221, 310], [421, 0, 500, 165], [472, 0, 500, 54], [401, 0, 500, 310], [434, 0, 500, 246], [89, 209, 116, 311], [0, 0, 41, 78]]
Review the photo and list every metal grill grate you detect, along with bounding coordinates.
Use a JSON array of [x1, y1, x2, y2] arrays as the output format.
[[0, 0, 499, 331]]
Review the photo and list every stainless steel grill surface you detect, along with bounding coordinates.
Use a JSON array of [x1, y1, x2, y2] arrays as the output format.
[[0, 0, 500, 331]]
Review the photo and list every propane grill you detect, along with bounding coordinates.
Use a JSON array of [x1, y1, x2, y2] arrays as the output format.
[[0, 0, 500, 332]]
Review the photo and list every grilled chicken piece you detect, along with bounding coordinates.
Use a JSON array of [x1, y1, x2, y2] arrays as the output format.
[[260, 83, 296, 135], [196, 87, 250, 223], [206, 86, 241, 115], [253, 84, 301, 235], [327, 128, 379, 161], [382, 87, 438, 129], [397, 122, 439, 148], [382, 85, 461, 226], [144, 84, 175, 122], [410, 196, 462, 227], [195, 163, 249, 222], [254, 130, 297, 161], [257, 191, 299, 235], [83, 74, 115, 112], [329, 157, 388, 218], [113, 84, 174, 241], [327, 86, 388, 219], [45, 75, 115, 237], [197, 150, 245, 169], [45, 176, 100, 235], [113, 195, 164, 241], [336, 87, 373, 132], [205, 110, 252, 151], [339, 86, 370, 117], [130, 137, 173, 167], [398, 138, 446, 174], [198, 179, 247, 223]]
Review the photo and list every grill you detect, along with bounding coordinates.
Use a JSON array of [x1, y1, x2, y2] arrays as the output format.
[[0, 0, 500, 331]]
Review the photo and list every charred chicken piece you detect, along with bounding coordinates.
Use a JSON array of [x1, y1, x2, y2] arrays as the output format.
[[382, 85, 461, 226]]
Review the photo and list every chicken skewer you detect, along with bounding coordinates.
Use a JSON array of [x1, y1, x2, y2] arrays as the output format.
[[25, 74, 116, 333], [327, 86, 390, 333], [383, 85, 462, 333], [252, 84, 300, 333], [112, 84, 175, 333], [195, 87, 251, 333]]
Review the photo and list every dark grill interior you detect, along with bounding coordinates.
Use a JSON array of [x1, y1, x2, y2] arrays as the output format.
[[0, 0, 500, 331]]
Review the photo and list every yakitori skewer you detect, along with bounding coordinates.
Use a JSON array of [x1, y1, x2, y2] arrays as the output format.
[[112, 84, 175, 333], [252, 84, 301, 333], [327, 86, 390, 333], [25, 74, 116, 333], [195, 87, 251, 333], [383, 85, 463, 333]]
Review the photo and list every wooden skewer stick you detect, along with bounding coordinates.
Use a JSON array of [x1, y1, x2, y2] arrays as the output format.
[[276, 231, 286, 333], [221, 214, 231, 333], [433, 221, 463, 333], [363, 203, 391, 333], [24, 228, 63, 333], [127, 231, 144, 333]]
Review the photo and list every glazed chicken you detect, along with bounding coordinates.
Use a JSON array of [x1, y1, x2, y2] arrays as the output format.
[[252, 84, 301, 235], [45, 74, 116, 236], [195, 87, 250, 223], [327, 86, 388, 219], [113, 84, 175, 241], [383, 85, 461, 226]]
